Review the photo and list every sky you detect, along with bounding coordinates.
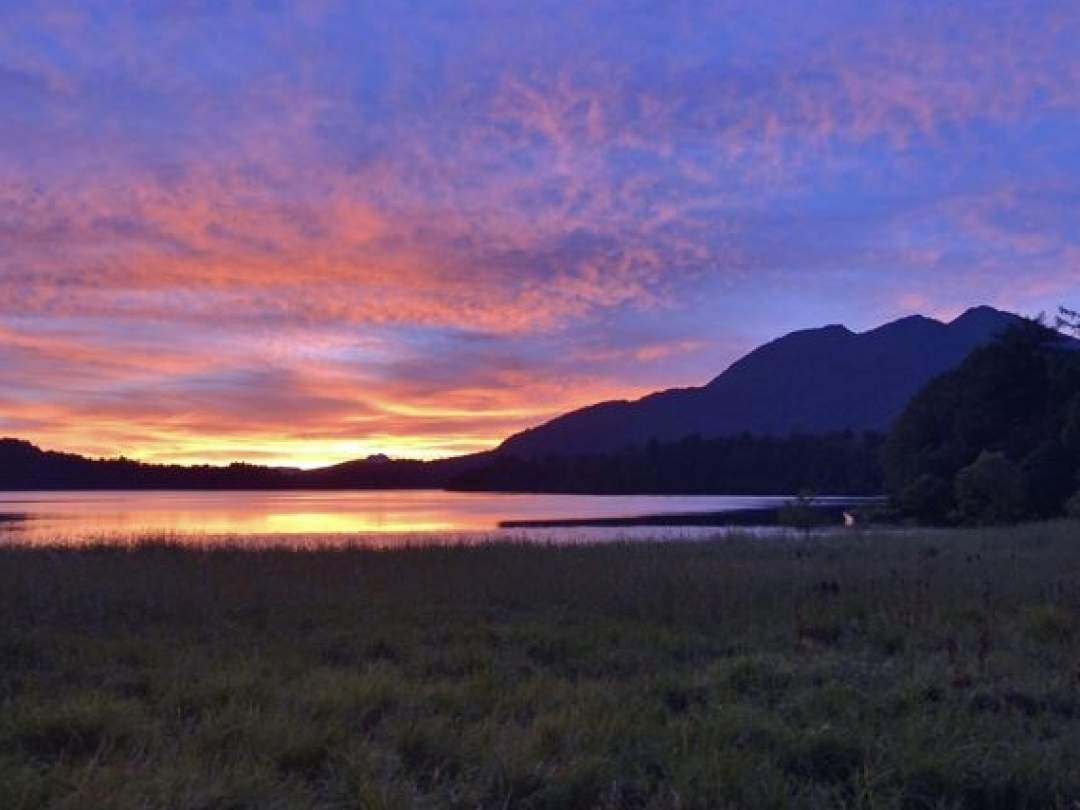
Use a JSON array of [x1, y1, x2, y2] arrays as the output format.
[[2, 1, 1079, 467]]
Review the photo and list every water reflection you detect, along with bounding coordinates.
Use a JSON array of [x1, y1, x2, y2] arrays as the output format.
[[0, 490, 808, 547]]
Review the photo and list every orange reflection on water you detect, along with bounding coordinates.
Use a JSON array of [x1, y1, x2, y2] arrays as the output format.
[[0, 491, 501, 541], [0, 490, 795, 547], [260, 511, 460, 534]]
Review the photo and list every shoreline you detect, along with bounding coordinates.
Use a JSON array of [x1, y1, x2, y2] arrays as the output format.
[[499, 504, 853, 529]]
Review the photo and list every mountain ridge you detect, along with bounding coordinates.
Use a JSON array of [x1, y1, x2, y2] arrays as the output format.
[[497, 306, 1023, 457], [0, 306, 1034, 488]]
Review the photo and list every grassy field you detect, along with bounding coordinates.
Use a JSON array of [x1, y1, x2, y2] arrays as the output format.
[[2, 524, 1080, 809]]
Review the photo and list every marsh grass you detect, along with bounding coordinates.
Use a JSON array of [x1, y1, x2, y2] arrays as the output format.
[[2, 523, 1080, 808]]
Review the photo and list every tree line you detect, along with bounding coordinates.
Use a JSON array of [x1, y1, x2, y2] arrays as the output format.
[[883, 311, 1080, 525], [0, 432, 885, 496], [6, 308, 1078, 524], [449, 432, 885, 495]]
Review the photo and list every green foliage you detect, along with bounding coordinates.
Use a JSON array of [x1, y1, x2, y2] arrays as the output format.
[[885, 319, 1080, 524], [954, 451, 1028, 525], [3, 526, 1080, 807]]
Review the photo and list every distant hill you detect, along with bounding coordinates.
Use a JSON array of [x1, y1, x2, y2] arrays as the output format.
[[499, 306, 1021, 457], [0, 306, 1024, 493], [0, 438, 488, 491]]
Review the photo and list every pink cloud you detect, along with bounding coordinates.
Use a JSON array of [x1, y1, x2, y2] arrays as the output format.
[[1, 1, 1078, 464]]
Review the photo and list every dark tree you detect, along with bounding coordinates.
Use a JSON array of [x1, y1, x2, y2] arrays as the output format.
[[884, 316, 1080, 524], [954, 451, 1028, 526]]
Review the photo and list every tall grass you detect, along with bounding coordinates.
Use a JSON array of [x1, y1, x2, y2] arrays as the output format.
[[2, 523, 1080, 808]]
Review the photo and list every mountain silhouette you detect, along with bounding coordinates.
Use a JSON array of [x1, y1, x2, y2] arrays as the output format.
[[0, 436, 494, 490], [0, 306, 1026, 491], [498, 306, 1021, 457]]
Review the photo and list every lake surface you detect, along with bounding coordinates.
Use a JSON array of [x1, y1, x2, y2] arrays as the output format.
[[0, 490, 822, 547]]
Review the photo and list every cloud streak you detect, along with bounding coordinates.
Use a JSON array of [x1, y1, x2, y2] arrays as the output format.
[[1, 0, 1078, 463]]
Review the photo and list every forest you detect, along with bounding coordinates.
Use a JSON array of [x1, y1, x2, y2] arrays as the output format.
[[884, 315, 1080, 524]]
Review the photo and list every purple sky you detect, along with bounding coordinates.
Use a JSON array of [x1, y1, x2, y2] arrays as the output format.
[[2, 1, 1079, 465]]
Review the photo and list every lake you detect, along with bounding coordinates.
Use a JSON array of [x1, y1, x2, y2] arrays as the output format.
[[0, 490, 838, 547]]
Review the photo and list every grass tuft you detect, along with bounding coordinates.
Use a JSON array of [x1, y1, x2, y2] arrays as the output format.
[[2, 522, 1080, 807]]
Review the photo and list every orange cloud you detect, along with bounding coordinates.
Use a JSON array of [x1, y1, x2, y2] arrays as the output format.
[[1, 1, 1077, 465]]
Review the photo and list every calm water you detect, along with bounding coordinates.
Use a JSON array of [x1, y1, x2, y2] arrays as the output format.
[[0, 490, 806, 547]]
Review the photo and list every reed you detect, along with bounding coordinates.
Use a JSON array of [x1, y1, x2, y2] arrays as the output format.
[[2, 523, 1079, 808]]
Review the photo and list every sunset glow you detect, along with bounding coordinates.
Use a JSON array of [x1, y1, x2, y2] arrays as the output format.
[[3, 2, 1079, 465]]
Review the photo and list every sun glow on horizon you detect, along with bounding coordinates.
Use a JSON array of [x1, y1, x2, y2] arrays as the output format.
[[2, 2, 1078, 464], [3, 376, 662, 468], [7, 430, 505, 469]]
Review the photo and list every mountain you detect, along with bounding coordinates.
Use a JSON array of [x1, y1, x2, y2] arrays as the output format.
[[499, 306, 1022, 457], [0, 306, 1027, 492], [0, 433, 886, 496]]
